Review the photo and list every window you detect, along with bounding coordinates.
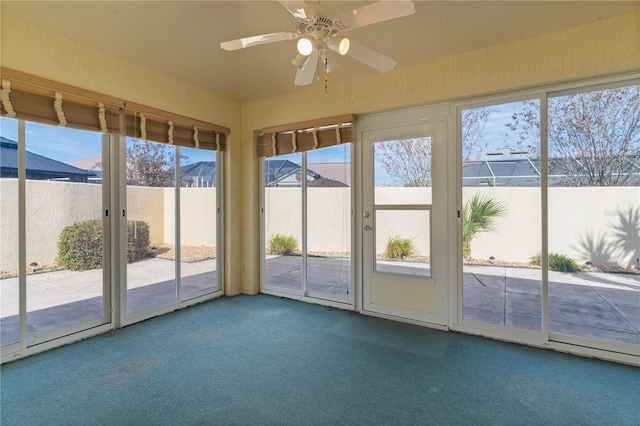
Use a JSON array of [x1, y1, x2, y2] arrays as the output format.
[[1, 117, 20, 348], [459, 80, 639, 356], [179, 147, 218, 296], [373, 137, 432, 277], [0, 70, 227, 362], [263, 146, 352, 303], [260, 116, 354, 304], [461, 100, 542, 331], [547, 85, 640, 346]]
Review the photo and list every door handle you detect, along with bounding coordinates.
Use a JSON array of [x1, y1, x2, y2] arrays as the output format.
[[364, 225, 374, 231]]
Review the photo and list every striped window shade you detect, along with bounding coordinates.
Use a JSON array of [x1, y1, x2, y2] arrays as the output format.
[[256, 114, 354, 158], [122, 102, 227, 151], [0, 68, 229, 151]]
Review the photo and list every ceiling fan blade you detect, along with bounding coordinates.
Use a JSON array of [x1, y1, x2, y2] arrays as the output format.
[[346, 39, 397, 73], [338, 0, 415, 30], [220, 32, 298, 51], [294, 49, 319, 86], [278, 0, 315, 22]]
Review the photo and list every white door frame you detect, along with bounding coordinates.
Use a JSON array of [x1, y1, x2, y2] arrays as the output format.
[[358, 104, 450, 326]]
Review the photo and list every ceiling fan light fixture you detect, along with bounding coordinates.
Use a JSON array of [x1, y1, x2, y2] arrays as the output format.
[[297, 37, 313, 56], [327, 37, 350, 55], [338, 37, 350, 55]]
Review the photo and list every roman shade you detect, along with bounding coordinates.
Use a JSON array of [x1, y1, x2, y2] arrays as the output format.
[[256, 114, 354, 157], [0, 68, 229, 151]]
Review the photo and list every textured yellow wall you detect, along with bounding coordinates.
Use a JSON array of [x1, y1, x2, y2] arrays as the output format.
[[0, 14, 239, 128], [239, 12, 640, 294]]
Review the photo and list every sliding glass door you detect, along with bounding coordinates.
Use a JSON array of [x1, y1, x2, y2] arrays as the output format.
[[263, 153, 303, 294], [1, 119, 223, 360], [26, 122, 108, 340], [0, 74, 226, 363], [124, 138, 221, 321], [1, 118, 110, 351], [1, 118, 21, 350], [179, 147, 219, 297], [262, 144, 352, 304], [125, 138, 177, 313], [547, 84, 640, 349], [306, 146, 351, 301], [458, 80, 639, 357], [460, 100, 542, 333]]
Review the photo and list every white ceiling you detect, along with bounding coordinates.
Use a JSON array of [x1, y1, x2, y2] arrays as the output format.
[[2, 1, 638, 103]]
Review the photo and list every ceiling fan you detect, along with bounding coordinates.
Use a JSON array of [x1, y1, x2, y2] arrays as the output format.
[[220, 0, 416, 87]]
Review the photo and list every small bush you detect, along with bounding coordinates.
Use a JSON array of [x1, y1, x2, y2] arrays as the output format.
[[384, 235, 416, 259], [529, 252, 580, 272], [58, 220, 103, 271], [127, 220, 150, 263], [58, 219, 150, 271], [268, 233, 298, 255]]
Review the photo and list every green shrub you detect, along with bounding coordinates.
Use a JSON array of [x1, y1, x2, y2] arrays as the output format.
[[529, 252, 580, 272], [267, 233, 298, 255], [384, 235, 416, 259], [127, 220, 150, 263], [58, 219, 150, 271], [58, 220, 103, 271]]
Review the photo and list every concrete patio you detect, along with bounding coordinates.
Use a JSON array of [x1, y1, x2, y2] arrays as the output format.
[[265, 256, 640, 347], [1, 256, 638, 349], [0, 258, 217, 347]]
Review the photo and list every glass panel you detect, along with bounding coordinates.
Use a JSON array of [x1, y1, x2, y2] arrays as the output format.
[[462, 101, 542, 331], [1, 118, 20, 347], [25, 122, 105, 337], [548, 85, 640, 347], [179, 147, 217, 296], [373, 137, 432, 205], [307, 145, 351, 300], [375, 209, 430, 277], [264, 154, 303, 292], [126, 138, 176, 312]]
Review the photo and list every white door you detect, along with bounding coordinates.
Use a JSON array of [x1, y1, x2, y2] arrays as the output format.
[[360, 105, 449, 324]]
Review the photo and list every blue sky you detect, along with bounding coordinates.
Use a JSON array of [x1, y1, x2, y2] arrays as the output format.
[[0, 117, 215, 165]]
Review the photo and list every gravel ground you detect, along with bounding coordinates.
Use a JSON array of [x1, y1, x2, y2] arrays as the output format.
[[153, 244, 216, 262]]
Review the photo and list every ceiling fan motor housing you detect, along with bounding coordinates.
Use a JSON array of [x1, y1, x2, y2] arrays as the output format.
[[297, 16, 344, 42]]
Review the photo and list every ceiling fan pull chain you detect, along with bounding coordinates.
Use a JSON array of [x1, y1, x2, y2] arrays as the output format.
[[324, 56, 329, 94]]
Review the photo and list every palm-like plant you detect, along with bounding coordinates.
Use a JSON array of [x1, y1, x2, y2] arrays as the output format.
[[462, 193, 507, 261]]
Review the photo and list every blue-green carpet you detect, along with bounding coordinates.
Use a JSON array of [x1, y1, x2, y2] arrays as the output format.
[[1, 294, 638, 425]]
